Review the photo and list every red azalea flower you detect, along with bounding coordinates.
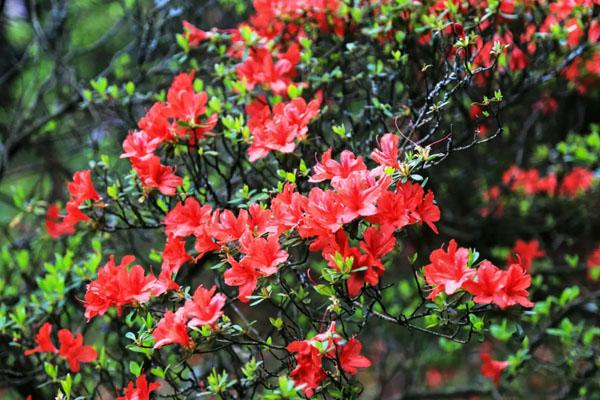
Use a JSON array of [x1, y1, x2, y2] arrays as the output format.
[[116, 374, 161, 400], [224, 256, 261, 302], [239, 232, 289, 275], [287, 340, 326, 397], [332, 170, 390, 223], [121, 130, 162, 161], [462, 261, 506, 306], [164, 197, 212, 238], [309, 148, 367, 183], [212, 209, 250, 244], [367, 190, 411, 229], [84, 255, 158, 321], [45, 204, 75, 238], [416, 190, 441, 234], [68, 170, 100, 203], [24, 322, 58, 356], [161, 235, 191, 276], [236, 47, 296, 95], [133, 156, 183, 196], [57, 329, 97, 372], [271, 183, 308, 234], [247, 203, 277, 235], [153, 308, 191, 349], [183, 285, 226, 328], [167, 82, 209, 124], [507, 239, 545, 272], [499, 264, 534, 308], [247, 117, 299, 161], [322, 230, 383, 297], [360, 225, 396, 267], [370, 133, 400, 169], [338, 337, 371, 375], [480, 351, 509, 385], [586, 247, 600, 281], [182, 20, 212, 47], [299, 188, 345, 239], [559, 167, 594, 198], [137, 102, 172, 142], [423, 240, 475, 299], [193, 224, 221, 261]]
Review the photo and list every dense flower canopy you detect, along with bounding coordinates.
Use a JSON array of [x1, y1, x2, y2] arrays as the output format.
[[2, 0, 599, 398]]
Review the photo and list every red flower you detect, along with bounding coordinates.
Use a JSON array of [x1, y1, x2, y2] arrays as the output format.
[[224, 256, 261, 302], [299, 188, 345, 239], [367, 190, 410, 229], [322, 230, 383, 297], [133, 156, 183, 196], [121, 130, 162, 161], [360, 225, 396, 267], [239, 233, 289, 275], [182, 20, 212, 47], [332, 170, 390, 223], [167, 73, 209, 124], [45, 204, 75, 238], [68, 170, 100, 203], [499, 264, 534, 308], [161, 235, 191, 276], [183, 285, 226, 328], [271, 183, 308, 234], [507, 239, 545, 272], [462, 261, 506, 306], [193, 225, 221, 260], [247, 96, 321, 161], [57, 329, 97, 372], [153, 308, 191, 349], [287, 340, 326, 397], [84, 255, 158, 321], [559, 167, 594, 198], [288, 323, 370, 397], [24, 322, 58, 356], [236, 47, 296, 95], [116, 374, 161, 400], [309, 148, 366, 183], [480, 351, 509, 385], [338, 337, 371, 375], [137, 102, 172, 142], [416, 190, 441, 234], [370, 133, 400, 169], [164, 198, 212, 238], [423, 240, 475, 299], [587, 247, 600, 281], [212, 209, 250, 244]]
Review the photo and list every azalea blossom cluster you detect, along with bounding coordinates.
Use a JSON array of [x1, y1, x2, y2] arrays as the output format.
[[481, 165, 596, 216], [245, 94, 322, 161], [287, 322, 371, 396], [152, 285, 226, 349], [158, 132, 439, 301], [45, 170, 101, 237], [25, 323, 97, 373], [183, 0, 341, 162], [426, 0, 600, 91], [502, 165, 595, 198], [120, 71, 219, 196], [83, 255, 162, 321], [424, 240, 534, 309]]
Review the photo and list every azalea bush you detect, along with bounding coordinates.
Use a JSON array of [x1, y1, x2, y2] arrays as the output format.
[[1, 0, 599, 399]]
